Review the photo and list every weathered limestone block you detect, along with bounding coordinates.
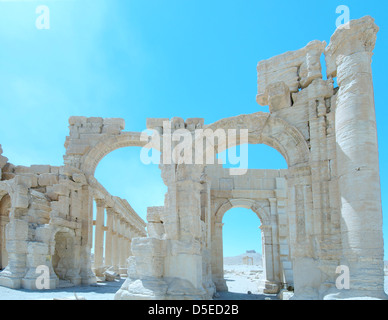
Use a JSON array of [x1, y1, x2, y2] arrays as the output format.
[[65, 142, 91, 156], [35, 225, 52, 243], [14, 166, 32, 174], [68, 116, 88, 126], [30, 165, 51, 174], [131, 237, 165, 279], [115, 256, 169, 300], [22, 242, 57, 290], [186, 118, 204, 131], [168, 239, 201, 256], [257, 40, 326, 106], [146, 207, 165, 239], [50, 195, 70, 216], [146, 206, 163, 223], [13, 175, 34, 189], [1, 163, 16, 180], [291, 257, 322, 300], [27, 190, 52, 224], [0, 219, 29, 289], [46, 183, 70, 201], [11, 187, 29, 210], [146, 118, 169, 135], [72, 173, 87, 184], [171, 117, 185, 130], [265, 81, 291, 112], [0, 145, 8, 170], [38, 173, 59, 187], [102, 118, 125, 135], [104, 267, 120, 281]]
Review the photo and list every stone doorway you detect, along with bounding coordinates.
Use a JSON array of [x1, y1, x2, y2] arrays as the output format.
[[222, 207, 265, 295]]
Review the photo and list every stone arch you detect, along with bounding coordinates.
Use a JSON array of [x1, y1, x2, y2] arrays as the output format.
[[211, 198, 273, 291], [81, 132, 149, 178], [214, 198, 271, 226], [0, 194, 11, 269], [202, 112, 309, 168]]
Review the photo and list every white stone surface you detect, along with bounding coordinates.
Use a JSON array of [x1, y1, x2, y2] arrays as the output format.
[[0, 16, 385, 300]]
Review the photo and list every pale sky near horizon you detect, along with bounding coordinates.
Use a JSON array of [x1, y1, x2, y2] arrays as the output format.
[[0, 0, 387, 258]]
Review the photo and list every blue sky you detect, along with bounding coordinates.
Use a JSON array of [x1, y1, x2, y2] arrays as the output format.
[[0, 0, 387, 258]]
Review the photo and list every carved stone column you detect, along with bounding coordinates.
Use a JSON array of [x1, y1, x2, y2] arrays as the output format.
[[104, 208, 114, 268], [268, 198, 281, 284], [119, 219, 127, 275], [325, 16, 386, 299], [126, 226, 132, 257], [112, 212, 120, 273], [94, 199, 105, 275], [79, 185, 96, 285]]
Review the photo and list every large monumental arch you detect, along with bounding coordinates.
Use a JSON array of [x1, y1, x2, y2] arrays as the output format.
[[0, 16, 385, 300], [114, 16, 387, 300]]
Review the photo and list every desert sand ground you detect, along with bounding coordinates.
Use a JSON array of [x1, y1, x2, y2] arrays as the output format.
[[0, 262, 386, 300]]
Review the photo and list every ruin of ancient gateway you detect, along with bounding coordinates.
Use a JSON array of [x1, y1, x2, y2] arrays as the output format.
[[0, 16, 386, 300]]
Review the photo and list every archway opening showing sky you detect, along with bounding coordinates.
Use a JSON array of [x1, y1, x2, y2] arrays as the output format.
[[223, 207, 262, 258], [218, 143, 288, 170], [94, 146, 166, 222], [91, 146, 166, 255], [219, 143, 287, 257]]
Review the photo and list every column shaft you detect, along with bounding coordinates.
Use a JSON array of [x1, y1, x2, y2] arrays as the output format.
[[94, 200, 105, 270], [104, 209, 113, 267]]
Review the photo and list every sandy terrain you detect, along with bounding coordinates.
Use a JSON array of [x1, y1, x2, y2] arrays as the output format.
[[0, 264, 386, 300]]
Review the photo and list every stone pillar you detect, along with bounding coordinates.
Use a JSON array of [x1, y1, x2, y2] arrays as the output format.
[[0, 219, 29, 289], [112, 212, 120, 273], [94, 199, 105, 275], [126, 226, 132, 257], [104, 208, 114, 267], [286, 168, 322, 299], [212, 222, 227, 292], [261, 224, 279, 294], [0, 178, 31, 289], [79, 186, 96, 285], [162, 173, 205, 296], [325, 16, 386, 299], [21, 242, 56, 290], [119, 219, 127, 275], [268, 198, 281, 284], [115, 117, 209, 300]]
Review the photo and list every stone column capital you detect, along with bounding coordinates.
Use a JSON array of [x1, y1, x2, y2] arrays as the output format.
[[325, 16, 379, 77], [95, 199, 106, 208], [105, 207, 115, 215]]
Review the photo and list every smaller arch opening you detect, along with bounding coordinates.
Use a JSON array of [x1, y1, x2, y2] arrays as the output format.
[[219, 207, 267, 297], [95, 147, 167, 221]]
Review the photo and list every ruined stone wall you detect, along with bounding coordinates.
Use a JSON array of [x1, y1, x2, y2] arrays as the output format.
[[0, 144, 146, 289]]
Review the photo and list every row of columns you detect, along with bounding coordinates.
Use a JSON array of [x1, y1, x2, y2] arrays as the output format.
[[93, 199, 133, 276]]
